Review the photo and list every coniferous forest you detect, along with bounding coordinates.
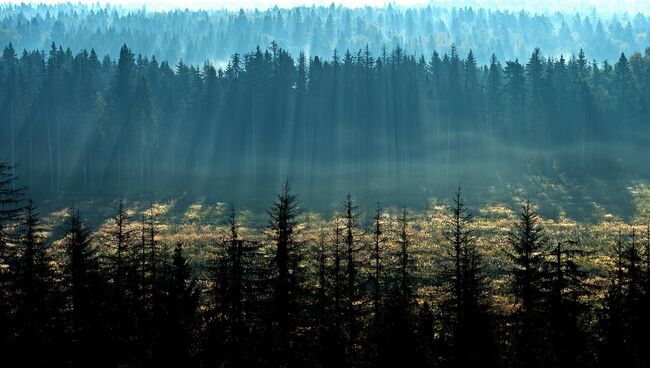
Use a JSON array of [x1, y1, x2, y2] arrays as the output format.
[[2, 1, 650, 367]]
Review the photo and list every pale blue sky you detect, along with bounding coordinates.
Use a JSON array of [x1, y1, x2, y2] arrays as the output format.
[[2, 0, 649, 13]]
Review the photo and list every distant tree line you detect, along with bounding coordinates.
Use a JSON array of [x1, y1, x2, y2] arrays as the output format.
[[1, 3, 649, 65], [2, 160, 650, 367], [1, 42, 650, 195]]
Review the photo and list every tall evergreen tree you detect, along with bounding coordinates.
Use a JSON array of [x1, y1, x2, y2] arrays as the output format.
[[12, 199, 61, 366], [206, 205, 263, 367], [369, 203, 386, 328], [508, 201, 550, 368], [0, 159, 24, 365], [341, 193, 364, 366], [64, 205, 109, 366], [599, 231, 626, 368], [103, 197, 138, 365], [546, 239, 592, 367], [441, 186, 496, 367], [156, 242, 199, 367], [379, 209, 420, 367], [266, 181, 303, 366]]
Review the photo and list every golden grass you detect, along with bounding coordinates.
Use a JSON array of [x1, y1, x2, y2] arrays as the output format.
[[19, 182, 650, 312]]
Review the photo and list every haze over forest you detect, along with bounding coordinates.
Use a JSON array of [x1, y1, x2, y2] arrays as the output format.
[[3, 2, 650, 368], [3, 1, 650, 64], [1, 2, 650, 214]]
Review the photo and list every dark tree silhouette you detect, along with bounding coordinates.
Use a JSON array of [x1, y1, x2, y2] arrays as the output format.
[[12, 199, 62, 366], [546, 239, 593, 367], [0, 160, 24, 365], [367, 202, 387, 365], [155, 242, 199, 367], [341, 193, 364, 367], [379, 209, 421, 367], [266, 181, 304, 367], [63, 205, 109, 366], [205, 205, 263, 367], [507, 201, 551, 368], [440, 186, 497, 367], [103, 197, 139, 365]]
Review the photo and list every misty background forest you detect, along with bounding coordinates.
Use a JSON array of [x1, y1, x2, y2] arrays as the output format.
[[2, 2, 650, 368], [2, 2, 650, 66], [1, 4, 650, 212]]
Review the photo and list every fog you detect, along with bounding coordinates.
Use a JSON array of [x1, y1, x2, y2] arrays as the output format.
[[1, 1, 650, 218], [2, 0, 650, 13]]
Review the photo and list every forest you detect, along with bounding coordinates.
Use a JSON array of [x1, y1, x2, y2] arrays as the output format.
[[1, 40, 650, 210], [1, 3, 650, 65], [2, 163, 650, 367], [2, 1, 650, 367], [2, 4, 650, 211]]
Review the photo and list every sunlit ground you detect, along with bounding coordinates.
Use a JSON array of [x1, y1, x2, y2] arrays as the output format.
[[32, 179, 650, 315]]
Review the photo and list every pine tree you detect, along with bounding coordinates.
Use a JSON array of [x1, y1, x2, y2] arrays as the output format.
[[0, 159, 24, 365], [599, 229, 646, 367], [643, 225, 650, 366], [599, 231, 626, 368], [504, 59, 526, 135], [107, 197, 133, 293], [222, 206, 246, 365], [266, 181, 303, 366], [64, 205, 107, 366], [622, 229, 644, 366], [369, 203, 386, 328], [206, 205, 263, 367], [341, 193, 364, 366], [13, 199, 61, 366], [379, 208, 420, 367], [508, 201, 550, 368], [108, 44, 136, 190], [394, 209, 414, 314], [547, 239, 592, 366], [103, 197, 138, 365], [324, 217, 347, 367], [441, 186, 496, 367], [156, 242, 199, 367]]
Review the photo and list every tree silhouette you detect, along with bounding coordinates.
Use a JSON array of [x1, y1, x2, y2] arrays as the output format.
[[546, 239, 592, 366], [508, 201, 550, 368], [64, 205, 109, 366], [266, 181, 304, 366], [155, 242, 199, 367], [440, 186, 497, 367], [12, 199, 62, 366], [0, 159, 24, 365]]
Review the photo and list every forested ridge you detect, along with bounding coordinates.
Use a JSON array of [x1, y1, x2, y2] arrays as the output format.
[[2, 3, 650, 366], [2, 3, 650, 65], [1, 41, 650, 203], [2, 164, 650, 367]]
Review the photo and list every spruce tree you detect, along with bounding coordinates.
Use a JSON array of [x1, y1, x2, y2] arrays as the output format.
[[13, 199, 61, 366], [380, 209, 420, 367], [508, 201, 550, 368], [156, 242, 199, 367], [341, 193, 364, 366], [369, 202, 386, 347], [599, 231, 626, 368], [103, 197, 138, 365], [0, 160, 24, 365], [441, 186, 496, 367], [547, 239, 592, 366], [266, 181, 303, 366], [64, 205, 107, 366], [206, 205, 263, 367]]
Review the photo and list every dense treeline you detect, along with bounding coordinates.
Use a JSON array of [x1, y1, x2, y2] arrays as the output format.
[[2, 161, 650, 367], [1, 41, 650, 199], [1, 3, 650, 65]]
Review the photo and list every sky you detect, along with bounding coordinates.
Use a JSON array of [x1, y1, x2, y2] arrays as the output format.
[[1, 0, 649, 13]]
